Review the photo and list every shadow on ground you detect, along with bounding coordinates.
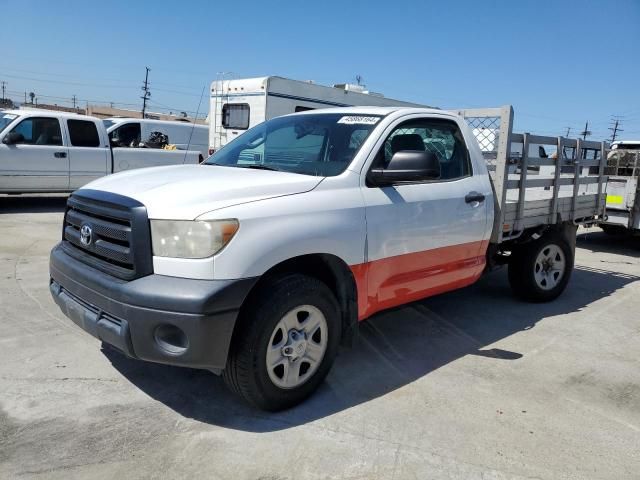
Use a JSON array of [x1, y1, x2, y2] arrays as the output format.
[[0, 195, 68, 214], [577, 229, 640, 258], [104, 264, 639, 432]]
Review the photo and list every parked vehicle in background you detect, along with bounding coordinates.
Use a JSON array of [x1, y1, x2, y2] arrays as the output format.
[[104, 118, 208, 157], [611, 141, 640, 151], [49, 105, 608, 410], [0, 110, 202, 193], [208, 76, 425, 154], [601, 143, 640, 234]]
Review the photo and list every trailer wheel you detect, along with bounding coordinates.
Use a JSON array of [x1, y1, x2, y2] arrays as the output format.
[[508, 233, 574, 302], [223, 274, 341, 411]]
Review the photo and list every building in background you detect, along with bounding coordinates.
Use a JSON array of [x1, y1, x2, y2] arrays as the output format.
[[13, 102, 206, 124], [87, 105, 207, 124], [19, 103, 84, 114]]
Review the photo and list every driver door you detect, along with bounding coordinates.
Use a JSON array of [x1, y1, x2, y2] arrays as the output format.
[[359, 116, 490, 317]]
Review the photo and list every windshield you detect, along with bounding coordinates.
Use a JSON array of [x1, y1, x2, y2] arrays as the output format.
[[103, 119, 116, 130], [0, 113, 18, 134], [205, 113, 383, 177]]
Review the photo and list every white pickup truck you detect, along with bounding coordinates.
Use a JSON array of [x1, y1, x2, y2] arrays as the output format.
[[49, 106, 608, 410], [0, 109, 202, 193]]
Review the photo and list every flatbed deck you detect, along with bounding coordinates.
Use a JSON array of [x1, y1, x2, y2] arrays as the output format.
[[456, 106, 608, 242]]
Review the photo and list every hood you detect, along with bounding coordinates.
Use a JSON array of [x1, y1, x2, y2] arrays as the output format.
[[81, 164, 323, 219]]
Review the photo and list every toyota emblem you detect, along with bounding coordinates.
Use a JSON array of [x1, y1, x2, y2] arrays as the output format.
[[80, 224, 93, 247]]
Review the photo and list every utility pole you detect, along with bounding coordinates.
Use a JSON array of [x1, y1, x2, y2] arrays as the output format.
[[609, 116, 623, 143], [72, 94, 77, 109], [1, 81, 6, 101], [580, 121, 591, 140], [564, 126, 571, 137], [141, 66, 151, 119]]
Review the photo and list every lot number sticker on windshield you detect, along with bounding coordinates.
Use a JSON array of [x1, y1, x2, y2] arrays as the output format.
[[337, 116, 380, 125]]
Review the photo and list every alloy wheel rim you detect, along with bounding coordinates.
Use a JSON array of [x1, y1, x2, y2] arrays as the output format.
[[534, 244, 566, 290], [266, 305, 328, 389]]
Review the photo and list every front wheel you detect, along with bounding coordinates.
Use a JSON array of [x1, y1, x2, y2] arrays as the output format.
[[508, 233, 574, 302], [223, 274, 341, 411]]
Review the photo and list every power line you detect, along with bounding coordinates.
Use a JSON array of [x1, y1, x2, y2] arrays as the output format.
[[141, 67, 151, 118], [0, 72, 136, 89], [0, 66, 208, 95]]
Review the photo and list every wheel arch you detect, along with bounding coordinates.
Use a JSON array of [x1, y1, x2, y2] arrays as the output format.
[[239, 253, 359, 347]]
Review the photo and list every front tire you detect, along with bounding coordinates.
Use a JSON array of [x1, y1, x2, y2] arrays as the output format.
[[508, 233, 574, 302], [223, 274, 341, 411]]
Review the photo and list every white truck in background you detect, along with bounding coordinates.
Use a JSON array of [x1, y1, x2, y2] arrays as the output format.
[[0, 110, 202, 193], [104, 117, 209, 158], [208, 76, 425, 154], [601, 142, 640, 234]]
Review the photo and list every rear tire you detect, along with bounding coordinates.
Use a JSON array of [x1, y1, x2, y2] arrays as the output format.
[[223, 274, 341, 411], [508, 232, 574, 302]]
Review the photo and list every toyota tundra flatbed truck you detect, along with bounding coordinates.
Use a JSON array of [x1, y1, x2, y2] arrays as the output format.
[[49, 106, 608, 410]]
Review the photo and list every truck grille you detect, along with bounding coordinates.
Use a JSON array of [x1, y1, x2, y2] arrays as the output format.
[[61, 190, 153, 280]]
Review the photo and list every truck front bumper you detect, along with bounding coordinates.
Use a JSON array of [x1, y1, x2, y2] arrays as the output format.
[[49, 243, 256, 370]]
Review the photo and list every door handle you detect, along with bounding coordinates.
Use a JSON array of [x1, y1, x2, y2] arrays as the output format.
[[54, 152, 67, 158], [465, 191, 485, 204]]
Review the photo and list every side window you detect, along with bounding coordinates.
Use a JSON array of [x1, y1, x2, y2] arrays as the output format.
[[11, 117, 63, 146], [295, 106, 315, 112], [67, 120, 100, 147], [109, 123, 141, 148], [222, 103, 250, 130], [376, 119, 471, 181]]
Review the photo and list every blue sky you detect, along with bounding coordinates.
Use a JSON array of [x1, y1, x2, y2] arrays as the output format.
[[1, 0, 639, 140]]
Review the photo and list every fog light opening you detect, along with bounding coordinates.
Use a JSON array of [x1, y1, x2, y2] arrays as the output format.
[[154, 324, 189, 355]]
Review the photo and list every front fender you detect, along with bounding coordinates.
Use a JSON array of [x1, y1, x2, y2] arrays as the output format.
[[205, 188, 366, 280]]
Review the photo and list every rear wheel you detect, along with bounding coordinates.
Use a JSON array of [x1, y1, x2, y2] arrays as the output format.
[[508, 233, 574, 302], [223, 274, 341, 411]]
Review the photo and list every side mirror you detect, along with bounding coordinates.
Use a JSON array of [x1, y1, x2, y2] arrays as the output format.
[[368, 150, 441, 186], [2, 131, 25, 145]]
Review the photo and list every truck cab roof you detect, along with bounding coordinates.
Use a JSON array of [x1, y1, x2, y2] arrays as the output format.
[[4, 109, 90, 120], [287, 106, 449, 118]]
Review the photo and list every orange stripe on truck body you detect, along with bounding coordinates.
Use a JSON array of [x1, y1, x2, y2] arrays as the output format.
[[351, 240, 488, 320]]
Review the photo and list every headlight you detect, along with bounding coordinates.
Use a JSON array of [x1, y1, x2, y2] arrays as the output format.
[[150, 219, 239, 259]]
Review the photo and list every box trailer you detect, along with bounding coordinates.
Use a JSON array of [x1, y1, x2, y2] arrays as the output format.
[[208, 76, 425, 154]]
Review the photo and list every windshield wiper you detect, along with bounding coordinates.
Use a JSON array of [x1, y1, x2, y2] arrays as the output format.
[[241, 164, 281, 171]]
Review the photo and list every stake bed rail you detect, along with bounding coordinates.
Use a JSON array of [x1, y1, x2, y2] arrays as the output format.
[[456, 106, 608, 243]]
